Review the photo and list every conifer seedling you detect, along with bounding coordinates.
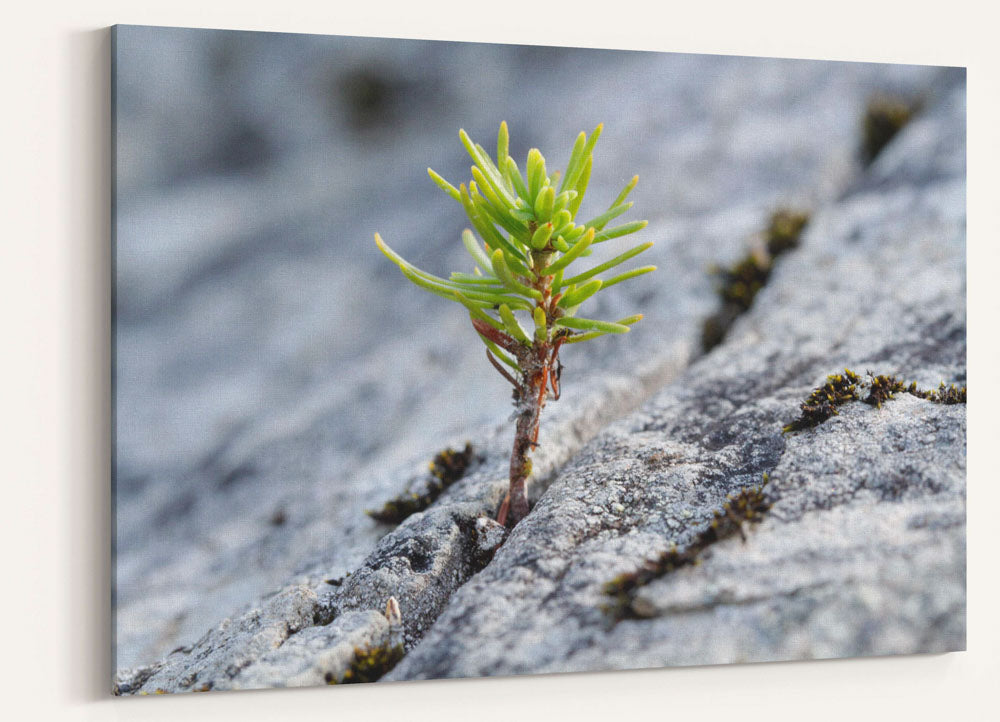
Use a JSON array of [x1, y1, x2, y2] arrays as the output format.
[[375, 122, 654, 527]]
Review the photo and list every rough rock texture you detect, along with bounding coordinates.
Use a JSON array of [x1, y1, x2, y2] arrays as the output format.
[[388, 81, 966, 680], [114, 585, 321, 694], [114, 26, 964, 692]]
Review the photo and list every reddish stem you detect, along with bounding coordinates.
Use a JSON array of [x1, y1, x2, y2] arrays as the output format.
[[498, 359, 548, 527], [492, 263, 565, 528]]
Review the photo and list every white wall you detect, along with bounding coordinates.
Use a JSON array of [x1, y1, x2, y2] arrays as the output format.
[[2, 1, 997, 720]]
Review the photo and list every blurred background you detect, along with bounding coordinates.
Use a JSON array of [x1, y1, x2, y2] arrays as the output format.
[[113, 25, 951, 671]]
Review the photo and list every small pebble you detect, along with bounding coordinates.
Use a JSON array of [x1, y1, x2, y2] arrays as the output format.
[[475, 516, 507, 552]]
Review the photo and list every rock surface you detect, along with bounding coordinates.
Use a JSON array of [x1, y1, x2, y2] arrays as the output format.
[[389, 81, 966, 679], [113, 26, 964, 691]]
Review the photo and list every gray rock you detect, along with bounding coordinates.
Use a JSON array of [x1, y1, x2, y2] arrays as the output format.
[[229, 609, 390, 690], [228, 597, 404, 690], [113, 26, 964, 688], [475, 517, 507, 555], [115, 585, 320, 694]]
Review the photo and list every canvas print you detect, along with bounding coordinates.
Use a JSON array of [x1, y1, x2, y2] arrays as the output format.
[[112, 24, 967, 695]]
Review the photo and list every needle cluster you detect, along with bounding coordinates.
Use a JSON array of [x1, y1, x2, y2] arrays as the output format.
[[376, 123, 654, 525]]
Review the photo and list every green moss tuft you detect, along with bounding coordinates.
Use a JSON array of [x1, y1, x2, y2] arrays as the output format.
[[367, 443, 478, 524], [782, 369, 861, 433], [863, 372, 906, 409], [764, 210, 810, 256], [603, 479, 772, 621], [428, 443, 476, 483], [907, 380, 967, 405], [784, 369, 966, 433], [702, 210, 810, 352], [862, 95, 917, 165], [327, 643, 404, 685]]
